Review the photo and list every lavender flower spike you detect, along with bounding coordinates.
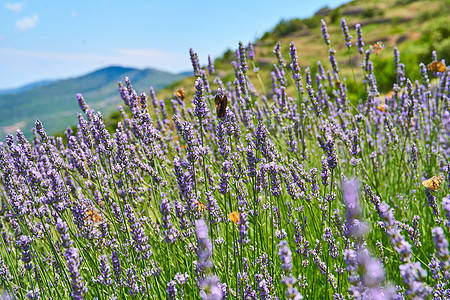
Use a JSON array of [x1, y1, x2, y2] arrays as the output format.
[[341, 17, 352, 48], [193, 78, 209, 119], [321, 19, 331, 46], [195, 220, 213, 272], [355, 24, 364, 54], [343, 178, 368, 239], [195, 220, 223, 299]]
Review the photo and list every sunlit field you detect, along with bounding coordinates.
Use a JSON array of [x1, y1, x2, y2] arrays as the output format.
[[0, 16, 449, 299]]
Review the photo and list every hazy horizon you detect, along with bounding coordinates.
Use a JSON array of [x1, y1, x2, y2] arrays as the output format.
[[0, 0, 348, 90]]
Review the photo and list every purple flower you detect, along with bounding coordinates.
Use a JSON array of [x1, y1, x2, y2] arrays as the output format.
[[340, 17, 352, 48], [238, 41, 248, 73], [323, 227, 339, 259], [17, 235, 33, 270], [64, 247, 87, 299], [207, 55, 215, 75], [290, 42, 303, 94], [34, 120, 48, 142], [268, 162, 282, 197], [321, 155, 330, 186], [206, 190, 224, 225], [273, 41, 286, 68], [195, 220, 213, 272], [239, 212, 250, 245], [76, 93, 90, 113], [199, 276, 223, 300], [425, 189, 440, 216], [167, 280, 177, 300], [258, 279, 270, 299], [97, 255, 113, 286], [124, 204, 152, 260], [160, 194, 179, 244], [399, 262, 430, 298], [111, 251, 122, 284], [321, 19, 331, 46], [432, 227, 450, 275], [248, 42, 255, 60], [193, 78, 209, 119], [343, 178, 368, 239], [325, 137, 338, 169], [278, 240, 293, 273], [126, 268, 139, 296], [175, 272, 190, 285], [190, 48, 201, 76], [355, 24, 364, 54]]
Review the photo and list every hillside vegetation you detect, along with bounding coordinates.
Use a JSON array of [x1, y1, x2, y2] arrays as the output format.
[[1, 0, 450, 299], [156, 0, 449, 107], [0, 67, 186, 138]]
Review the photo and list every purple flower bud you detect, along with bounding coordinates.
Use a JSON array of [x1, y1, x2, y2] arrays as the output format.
[[238, 41, 248, 73], [167, 280, 177, 300], [207, 55, 215, 75], [355, 24, 364, 54], [321, 19, 331, 46], [195, 220, 213, 271], [340, 17, 352, 48], [248, 42, 255, 60], [189, 48, 201, 76]]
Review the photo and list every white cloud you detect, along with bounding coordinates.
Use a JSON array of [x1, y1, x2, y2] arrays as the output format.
[[5, 2, 23, 12], [15, 14, 39, 32]]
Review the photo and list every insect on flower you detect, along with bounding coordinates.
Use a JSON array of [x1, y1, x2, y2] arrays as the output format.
[[197, 200, 207, 213], [175, 88, 185, 100], [370, 42, 384, 55], [377, 103, 386, 113], [85, 209, 104, 228], [228, 211, 239, 224], [422, 175, 444, 191], [427, 61, 446, 73], [215, 94, 228, 119]]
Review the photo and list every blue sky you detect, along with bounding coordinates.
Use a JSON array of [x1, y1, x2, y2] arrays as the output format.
[[0, 0, 348, 89]]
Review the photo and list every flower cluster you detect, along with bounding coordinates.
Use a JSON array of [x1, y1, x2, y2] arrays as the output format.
[[0, 13, 449, 300]]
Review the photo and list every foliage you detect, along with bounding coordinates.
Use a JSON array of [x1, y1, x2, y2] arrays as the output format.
[[1, 14, 449, 300]]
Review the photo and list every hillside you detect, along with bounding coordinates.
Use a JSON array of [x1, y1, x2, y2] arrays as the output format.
[[0, 66, 187, 138], [155, 0, 449, 104]]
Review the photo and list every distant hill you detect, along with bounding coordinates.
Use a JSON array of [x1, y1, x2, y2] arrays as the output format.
[[0, 80, 60, 95], [0, 66, 188, 138]]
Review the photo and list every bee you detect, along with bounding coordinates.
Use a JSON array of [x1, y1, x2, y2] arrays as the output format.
[[175, 88, 185, 100], [422, 175, 444, 191], [427, 61, 446, 73], [85, 208, 104, 228], [197, 200, 207, 213], [370, 42, 384, 55], [215, 94, 228, 119], [228, 211, 240, 224]]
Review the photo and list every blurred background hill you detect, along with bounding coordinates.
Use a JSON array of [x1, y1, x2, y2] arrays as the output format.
[[157, 0, 449, 102], [0, 67, 188, 138]]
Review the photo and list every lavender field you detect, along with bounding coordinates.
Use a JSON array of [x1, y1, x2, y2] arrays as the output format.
[[0, 17, 449, 299]]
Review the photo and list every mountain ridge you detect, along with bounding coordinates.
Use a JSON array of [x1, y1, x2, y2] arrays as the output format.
[[0, 66, 188, 138]]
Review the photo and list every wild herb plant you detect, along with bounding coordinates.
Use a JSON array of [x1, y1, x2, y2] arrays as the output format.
[[0, 17, 449, 299]]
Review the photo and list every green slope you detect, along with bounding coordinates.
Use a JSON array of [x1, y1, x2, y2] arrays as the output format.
[[156, 0, 449, 104], [0, 66, 187, 138]]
